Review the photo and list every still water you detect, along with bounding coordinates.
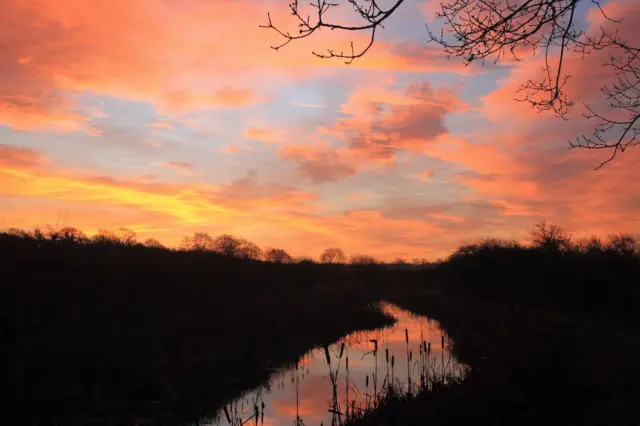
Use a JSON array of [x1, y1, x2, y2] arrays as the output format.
[[200, 302, 463, 426]]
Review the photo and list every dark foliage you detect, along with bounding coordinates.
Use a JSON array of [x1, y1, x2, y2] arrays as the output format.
[[350, 226, 640, 426], [0, 231, 392, 425]]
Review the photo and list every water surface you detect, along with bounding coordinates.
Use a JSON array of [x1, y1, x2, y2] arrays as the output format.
[[202, 302, 462, 426]]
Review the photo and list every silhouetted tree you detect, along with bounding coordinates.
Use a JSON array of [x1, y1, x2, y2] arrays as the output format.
[[236, 240, 262, 260], [213, 234, 244, 257], [92, 229, 120, 245], [264, 248, 292, 263], [575, 236, 605, 256], [530, 221, 572, 253], [181, 232, 214, 251], [58, 227, 87, 243], [349, 255, 377, 265], [5, 228, 29, 238], [452, 238, 521, 259], [91, 228, 137, 246], [115, 228, 137, 246], [320, 247, 347, 264], [264, 0, 639, 164], [606, 233, 638, 257], [143, 238, 165, 249]]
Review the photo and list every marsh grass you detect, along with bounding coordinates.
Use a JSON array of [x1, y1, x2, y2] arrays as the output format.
[[337, 330, 464, 426]]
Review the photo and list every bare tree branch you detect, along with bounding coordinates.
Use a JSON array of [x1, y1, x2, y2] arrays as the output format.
[[264, 0, 640, 167], [261, 0, 405, 64]]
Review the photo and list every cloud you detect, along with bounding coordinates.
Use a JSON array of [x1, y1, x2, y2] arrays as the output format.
[[291, 101, 326, 109], [419, 169, 433, 181], [0, 144, 44, 169], [164, 161, 193, 169], [148, 122, 175, 130], [0, 0, 470, 132], [218, 144, 245, 155], [243, 127, 283, 144], [163, 87, 264, 112], [331, 82, 465, 163], [279, 144, 358, 183], [211, 173, 319, 211], [0, 94, 87, 133], [163, 161, 196, 176], [347, 194, 366, 201]]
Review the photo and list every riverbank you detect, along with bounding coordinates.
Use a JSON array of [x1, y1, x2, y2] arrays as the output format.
[[0, 235, 393, 425], [347, 288, 640, 426], [3, 228, 640, 425]]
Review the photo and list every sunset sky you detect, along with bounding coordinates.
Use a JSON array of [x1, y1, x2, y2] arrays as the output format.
[[1, 0, 639, 260]]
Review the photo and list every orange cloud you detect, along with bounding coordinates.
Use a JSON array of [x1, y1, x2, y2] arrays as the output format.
[[164, 161, 193, 169], [0, 144, 45, 169], [0, 148, 481, 260], [0, 0, 471, 132], [0, 94, 87, 133], [418, 169, 434, 181], [243, 127, 283, 144], [163, 161, 197, 176], [148, 122, 175, 130]]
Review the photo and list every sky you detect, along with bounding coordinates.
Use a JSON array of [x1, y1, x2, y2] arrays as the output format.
[[1, 0, 639, 261]]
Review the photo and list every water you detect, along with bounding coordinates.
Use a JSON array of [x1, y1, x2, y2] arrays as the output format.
[[199, 302, 463, 426]]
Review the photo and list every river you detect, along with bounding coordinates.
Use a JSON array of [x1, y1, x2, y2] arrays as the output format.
[[200, 302, 463, 426]]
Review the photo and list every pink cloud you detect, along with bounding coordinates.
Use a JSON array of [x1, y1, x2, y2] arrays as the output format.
[[279, 144, 358, 183], [332, 82, 465, 163], [419, 169, 434, 181], [0, 144, 44, 169], [243, 127, 283, 144]]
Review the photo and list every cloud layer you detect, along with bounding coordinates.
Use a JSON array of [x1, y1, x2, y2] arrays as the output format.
[[1, 0, 639, 260]]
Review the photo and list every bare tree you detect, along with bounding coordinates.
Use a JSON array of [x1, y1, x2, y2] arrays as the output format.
[[261, 0, 407, 64], [55, 227, 88, 244], [570, 36, 640, 167], [5, 228, 30, 238], [143, 238, 165, 249], [92, 229, 120, 245], [530, 221, 572, 253], [236, 240, 263, 260], [181, 232, 214, 251], [264, 247, 293, 263], [264, 0, 639, 166], [606, 232, 638, 257], [575, 235, 604, 255], [91, 228, 137, 246], [320, 247, 347, 264], [349, 254, 377, 265], [115, 228, 137, 246], [212, 234, 244, 257]]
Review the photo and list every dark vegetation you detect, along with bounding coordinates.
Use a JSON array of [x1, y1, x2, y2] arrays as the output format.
[[0, 227, 393, 425], [348, 222, 640, 426], [2, 222, 640, 425]]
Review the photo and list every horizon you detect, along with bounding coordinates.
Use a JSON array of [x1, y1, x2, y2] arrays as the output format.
[[1, 0, 639, 262]]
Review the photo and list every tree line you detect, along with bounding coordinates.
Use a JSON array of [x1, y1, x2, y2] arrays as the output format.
[[5, 221, 636, 265], [0, 225, 394, 265]]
